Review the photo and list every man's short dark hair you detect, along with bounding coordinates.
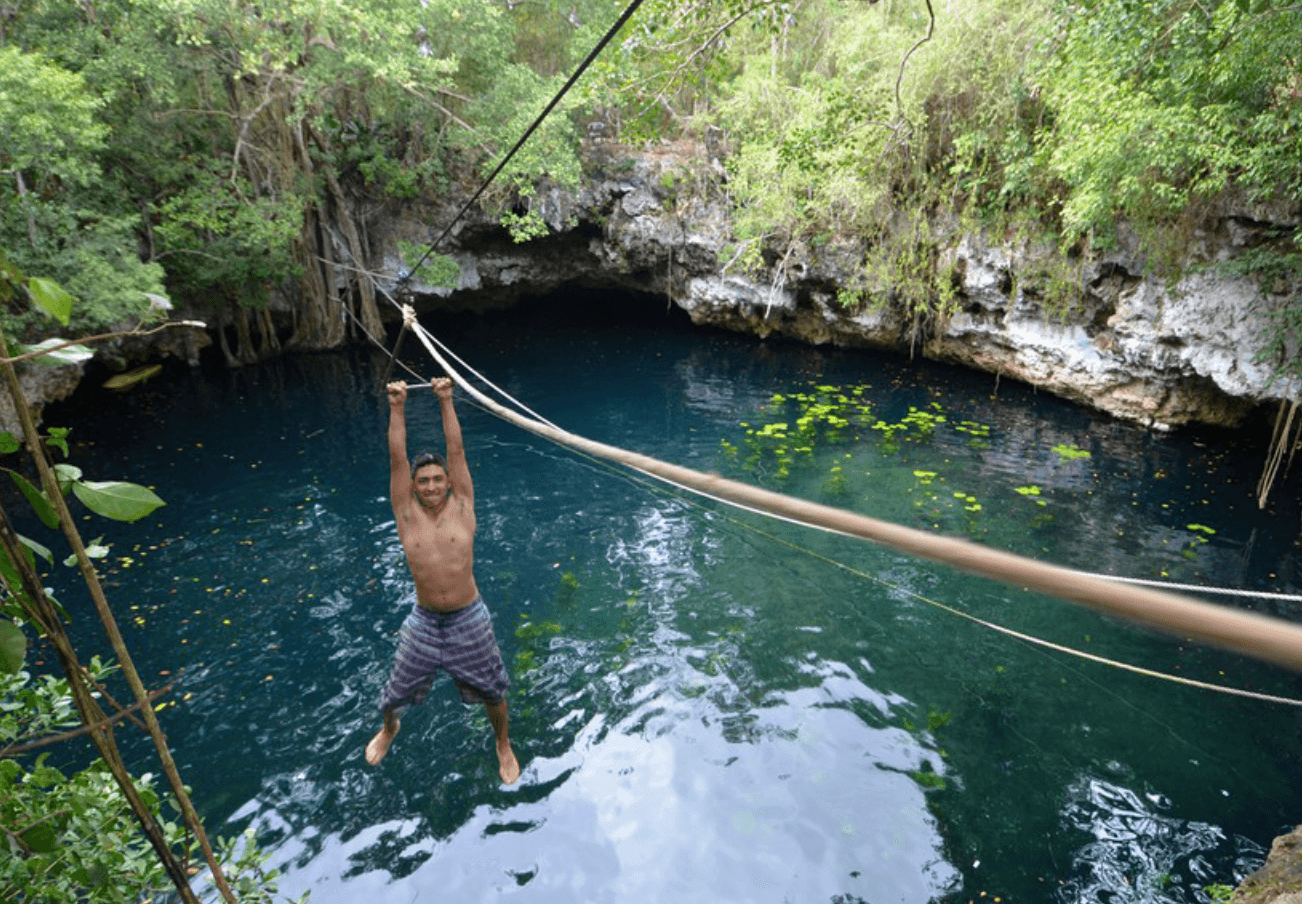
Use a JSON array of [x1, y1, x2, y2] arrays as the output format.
[[410, 451, 447, 478]]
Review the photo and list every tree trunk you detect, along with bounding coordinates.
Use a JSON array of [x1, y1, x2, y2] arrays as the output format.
[[315, 125, 384, 342], [234, 305, 257, 363], [257, 306, 281, 356], [215, 309, 240, 368], [286, 119, 346, 351]]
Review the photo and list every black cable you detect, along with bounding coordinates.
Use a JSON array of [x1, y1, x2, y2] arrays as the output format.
[[404, 0, 646, 284]]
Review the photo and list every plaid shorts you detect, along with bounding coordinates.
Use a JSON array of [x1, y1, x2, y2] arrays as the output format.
[[378, 596, 509, 711]]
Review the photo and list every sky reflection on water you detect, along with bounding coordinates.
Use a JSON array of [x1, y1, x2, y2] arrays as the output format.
[[247, 678, 956, 903]]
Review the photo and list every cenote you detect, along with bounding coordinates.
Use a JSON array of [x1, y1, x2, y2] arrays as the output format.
[[33, 289, 1302, 903]]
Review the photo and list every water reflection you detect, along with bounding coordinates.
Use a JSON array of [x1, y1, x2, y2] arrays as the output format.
[[1058, 776, 1265, 904], [243, 672, 957, 903]]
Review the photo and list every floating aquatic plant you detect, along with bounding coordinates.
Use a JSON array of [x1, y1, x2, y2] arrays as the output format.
[[1051, 442, 1091, 461], [1181, 523, 1217, 558], [1014, 485, 1047, 505]]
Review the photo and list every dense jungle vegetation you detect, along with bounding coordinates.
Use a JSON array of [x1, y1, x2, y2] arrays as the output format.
[[1, 0, 1300, 899], [2, 0, 1301, 358]]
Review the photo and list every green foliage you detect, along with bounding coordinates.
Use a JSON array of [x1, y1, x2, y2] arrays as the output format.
[[0, 662, 192, 904], [0, 49, 162, 339], [704, 0, 1044, 331], [398, 243, 460, 289], [1051, 443, 1091, 461], [215, 828, 308, 904], [153, 166, 303, 308], [0, 48, 108, 191], [471, 63, 585, 234], [1035, 0, 1302, 243], [500, 209, 552, 244], [1, 665, 300, 904]]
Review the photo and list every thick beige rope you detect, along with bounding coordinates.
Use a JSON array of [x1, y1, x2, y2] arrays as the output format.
[[406, 322, 1302, 675]]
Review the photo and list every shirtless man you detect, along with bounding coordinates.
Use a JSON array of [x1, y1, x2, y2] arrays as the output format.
[[365, 377, 520, 785]]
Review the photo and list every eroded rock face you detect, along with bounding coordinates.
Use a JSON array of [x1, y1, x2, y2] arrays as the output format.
[[0, 361, 86, 436], [924, 236, 1280, 429], [371, 143, 1300, 431], [1232, 825, 1302, 904]]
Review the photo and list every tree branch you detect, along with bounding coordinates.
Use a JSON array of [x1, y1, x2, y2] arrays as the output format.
[[0, 320, 208, 367], [0, 684, 172, 757]]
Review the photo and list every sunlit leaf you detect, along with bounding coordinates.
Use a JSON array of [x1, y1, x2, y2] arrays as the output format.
[[19, 338, 93, 366], [71, 480, 165, 522], [0, 432, 19, 454], [27, 277, 73, 325], [53, 463, 82, 495], [0, 620, 26, 674]]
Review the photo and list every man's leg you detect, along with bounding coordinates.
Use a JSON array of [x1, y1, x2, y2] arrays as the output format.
[[485, 700, 520, 784], [366, 707, 401, 765]]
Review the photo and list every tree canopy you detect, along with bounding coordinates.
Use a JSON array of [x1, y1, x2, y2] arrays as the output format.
[[0, 0, 1298, 346]]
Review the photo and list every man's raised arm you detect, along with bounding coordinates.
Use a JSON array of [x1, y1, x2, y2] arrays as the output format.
[[387, 381, 411, 512], [432, 377, 474, 509]]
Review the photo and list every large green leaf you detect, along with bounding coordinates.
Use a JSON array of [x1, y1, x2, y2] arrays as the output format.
[[6, 469, 57, 528], [71, 480, 165, 522], [18, 822, 59, 854], [26, 277, 73, 325], [0, 546, 29, 616], [0, 620, 26, 674], [0, 432, 19, 455], [19, 534, 53, 565]]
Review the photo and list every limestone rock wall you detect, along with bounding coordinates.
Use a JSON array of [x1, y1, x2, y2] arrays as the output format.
[[372, 142, 1301, 433]]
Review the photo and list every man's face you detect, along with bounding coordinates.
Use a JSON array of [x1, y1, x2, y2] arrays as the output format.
[[413, 463, 450, 510]]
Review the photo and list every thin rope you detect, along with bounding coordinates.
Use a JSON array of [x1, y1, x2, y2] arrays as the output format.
[[746, 520, 1302, 707], [532, 431, 1302, 707], [1066, 572, 1302, 604], [399, 317, 1302, 675], [403, 0, 646, 283]]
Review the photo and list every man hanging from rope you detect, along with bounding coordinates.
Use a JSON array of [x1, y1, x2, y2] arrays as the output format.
[[366, 372, 520, 785]]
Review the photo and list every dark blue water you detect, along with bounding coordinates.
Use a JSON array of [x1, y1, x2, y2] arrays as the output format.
[[35, 293, 1302, 903]]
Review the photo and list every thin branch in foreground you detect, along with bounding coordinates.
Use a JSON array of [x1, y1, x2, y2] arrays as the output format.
[[0, 320, 208, 367], [0, 684, 173, 758]]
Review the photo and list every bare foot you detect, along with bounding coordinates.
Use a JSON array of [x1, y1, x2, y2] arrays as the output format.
[[365, 721, 400, 765], [497, 739, 521, 785]]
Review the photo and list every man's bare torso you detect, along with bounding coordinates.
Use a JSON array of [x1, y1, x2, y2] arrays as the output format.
[[397, 494, 479, 612]]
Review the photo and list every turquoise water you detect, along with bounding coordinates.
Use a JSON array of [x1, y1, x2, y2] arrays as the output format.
[[37, 292, 1302, 903]]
